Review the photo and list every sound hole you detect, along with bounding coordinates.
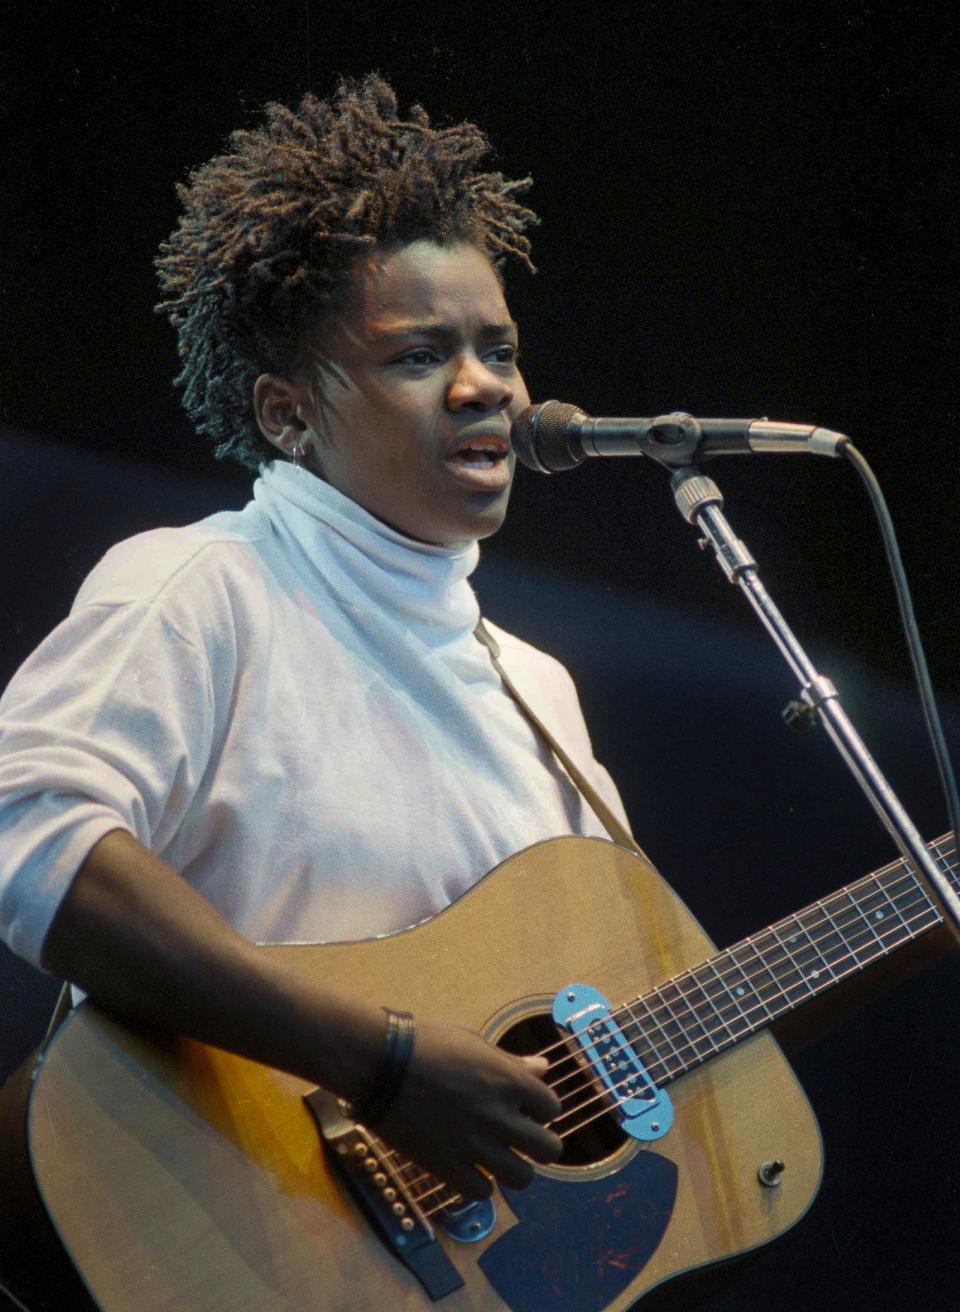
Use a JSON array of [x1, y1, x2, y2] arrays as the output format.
[[497, 1013, 627, 1167]]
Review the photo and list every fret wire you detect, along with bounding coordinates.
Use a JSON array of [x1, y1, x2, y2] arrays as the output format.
[[882, 864, 925, 913], [743, 932, 794, 1009], [879, 877, 930, 929], [714, 941, 777, 1020], [767, 920, 819, 1001], [666, 959, 755, 1058], [792, 904, 840, 987], [660, 975, 722, 1056], [603, 890, 942, 1112], [837, 884, 885, 938], [534, 840, 955, 1083], [621, 844, 954, 1049], [635, 989, 691, 1076], [619, 937, 779, 1070], [824, 900, 867, 965], [703, 957, 756, 1038], [686, 960, 748, 1041], [843, 878, 895, 950], [619, 882, 940, 1079], [841, 893, 903, 969], [621, 891, 938, 1082], [878, 871, 921, 932], [622, 946, 778, 1070], [565, 886, 939, 1132], [629, 934, 781, 1054], [667, 973, 721, 1048], [932, 837, 959, 891], [562, 841, 957, 1118], [651, 982, 706, 1059], [837, 881, 909, 967], [718, 945, 773, 1024], [622, 999, 672, 1075], [815, 893, 870, 971], [581, 1008, 678, 1102], [929, 842, 955, 894], [814, 895, 863, 966], [593, 857, 955, 1119]]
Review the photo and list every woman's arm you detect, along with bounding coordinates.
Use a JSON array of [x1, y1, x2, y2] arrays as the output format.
[[42, 828, 562, 1199]]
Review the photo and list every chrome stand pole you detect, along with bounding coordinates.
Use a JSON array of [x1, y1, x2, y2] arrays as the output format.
[[671, 467, 960, 945]]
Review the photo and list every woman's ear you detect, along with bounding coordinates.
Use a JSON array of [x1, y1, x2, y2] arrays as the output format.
[[253, 374, 309, 455]]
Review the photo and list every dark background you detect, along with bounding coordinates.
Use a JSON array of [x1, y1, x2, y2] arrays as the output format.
[[1, 3, 958, 1310]]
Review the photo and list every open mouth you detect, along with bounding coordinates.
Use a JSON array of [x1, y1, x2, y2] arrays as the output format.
[[443, 437, 512, 490], [446, 436, 510, 469]]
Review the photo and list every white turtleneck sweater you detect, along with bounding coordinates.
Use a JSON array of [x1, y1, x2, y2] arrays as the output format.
[[0, 463, 629, 968]]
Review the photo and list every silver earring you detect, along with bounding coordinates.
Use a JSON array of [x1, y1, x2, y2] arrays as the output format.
[[293, 435, 319, 468], [280, 425, 305, 467]]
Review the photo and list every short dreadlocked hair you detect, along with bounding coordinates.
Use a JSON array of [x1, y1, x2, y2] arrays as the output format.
[[155, 74, 538, 469]]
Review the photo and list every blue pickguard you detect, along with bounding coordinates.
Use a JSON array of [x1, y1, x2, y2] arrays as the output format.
[[478, 1151, 678, 1312]]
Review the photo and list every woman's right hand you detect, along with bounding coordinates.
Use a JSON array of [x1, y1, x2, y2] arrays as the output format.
[[375, 1018, 563, 1200]]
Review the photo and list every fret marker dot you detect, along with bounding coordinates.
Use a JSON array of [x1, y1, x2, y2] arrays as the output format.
[[809, 969, 820, 979], [874, 911, 885, 920], [736, 986, 745, 997]]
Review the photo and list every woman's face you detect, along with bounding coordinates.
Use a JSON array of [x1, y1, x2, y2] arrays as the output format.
[[300, 239, 530, 545]]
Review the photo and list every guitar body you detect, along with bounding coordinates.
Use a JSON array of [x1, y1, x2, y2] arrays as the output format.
[[24, 837, 822, 1311]]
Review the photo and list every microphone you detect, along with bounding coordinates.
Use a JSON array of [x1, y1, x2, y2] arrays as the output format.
[[511, 401, 849, 473]]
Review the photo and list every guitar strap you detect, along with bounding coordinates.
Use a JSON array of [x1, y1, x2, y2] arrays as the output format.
[[474, 619, 653, 866]]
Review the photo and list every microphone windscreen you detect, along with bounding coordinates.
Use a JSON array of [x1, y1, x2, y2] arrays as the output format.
[[511, 401, 585, 473]]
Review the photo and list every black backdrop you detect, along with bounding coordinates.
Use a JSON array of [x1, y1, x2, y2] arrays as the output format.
[[1, 4, 959, 1310]]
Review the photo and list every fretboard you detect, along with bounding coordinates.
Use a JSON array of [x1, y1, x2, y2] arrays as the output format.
[[618, 833, 958, 1087]]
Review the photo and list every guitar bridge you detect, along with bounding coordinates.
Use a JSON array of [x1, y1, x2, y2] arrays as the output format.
[[304, 1089, 465, 1301], [553, 983, 673, 1141]]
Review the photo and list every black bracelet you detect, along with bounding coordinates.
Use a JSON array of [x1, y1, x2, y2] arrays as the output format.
[[350, 1008, 415, 1128]]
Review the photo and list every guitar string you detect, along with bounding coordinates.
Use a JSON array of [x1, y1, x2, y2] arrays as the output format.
[[375, 839, 958, 1213], [532, 836, 956, 1090], [386, 841, 957, 1215], [621, 835, 954, 1041], [626, 837, 956, 1065], [548, 870, 939, 1101], [383, 867, 951, 1217], [515, 850, 950, 1114], [545, 889, 948, 1143], [390, 872, 945, 1213], [376, 838, 957, 1216], [548, 861, 948, 1116], [406, 869, 952, 1218], [544, 847, 956, 1130]]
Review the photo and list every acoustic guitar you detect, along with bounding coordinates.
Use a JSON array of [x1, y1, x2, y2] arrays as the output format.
[[4, 832, 956, 1311]]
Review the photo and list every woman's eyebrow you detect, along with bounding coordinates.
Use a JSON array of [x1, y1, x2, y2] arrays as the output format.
[[369, 320, 519, 341]]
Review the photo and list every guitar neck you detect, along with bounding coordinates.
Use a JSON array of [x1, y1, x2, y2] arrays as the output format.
[[621, 833, 958, 1087]]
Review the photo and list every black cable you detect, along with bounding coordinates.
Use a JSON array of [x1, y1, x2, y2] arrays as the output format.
[[842, 442, 960, 872]]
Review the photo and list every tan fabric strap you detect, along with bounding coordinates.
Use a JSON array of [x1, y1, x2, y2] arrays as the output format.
[[474, 620, 651, 864]]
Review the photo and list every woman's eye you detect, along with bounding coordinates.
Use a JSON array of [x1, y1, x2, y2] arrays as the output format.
[[486, 345, 519, 365], [398, 349, 439, 367]]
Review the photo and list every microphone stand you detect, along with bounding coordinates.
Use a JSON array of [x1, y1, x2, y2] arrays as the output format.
[[668, 463, 960, 946]]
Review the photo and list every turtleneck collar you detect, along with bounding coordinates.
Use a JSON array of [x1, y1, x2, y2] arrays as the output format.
[[252, 461, 482, 644]]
